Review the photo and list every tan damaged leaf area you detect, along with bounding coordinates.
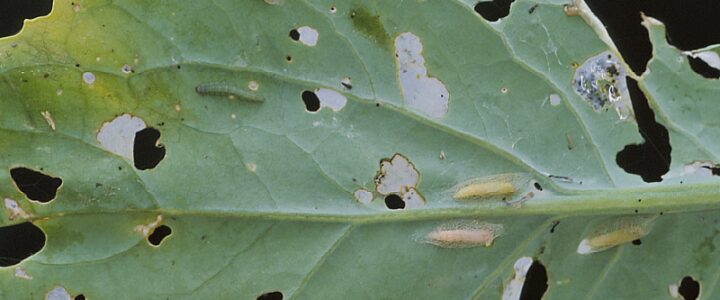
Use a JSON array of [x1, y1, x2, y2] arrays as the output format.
[[1, 0, 719, 299]]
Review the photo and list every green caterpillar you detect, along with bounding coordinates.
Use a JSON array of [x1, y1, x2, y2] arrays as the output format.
[[195, 82, 264, 103]]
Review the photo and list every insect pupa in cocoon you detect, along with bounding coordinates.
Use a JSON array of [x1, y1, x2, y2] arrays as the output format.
[[453, 173, 531, 200], [576, 215, 656, 255], [422, 220, 504, 248]]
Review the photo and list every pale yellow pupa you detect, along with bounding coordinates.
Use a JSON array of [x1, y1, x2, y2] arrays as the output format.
[[452, 173, 532, 200], [422, 220, 504, 248], [577, 215, 657, 255]]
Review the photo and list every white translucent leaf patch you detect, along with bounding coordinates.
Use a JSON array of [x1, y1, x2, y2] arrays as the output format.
[[4, 198, 32, 220], [394, 32, 449, 119], [684, 50, 720, 71], [14, 267, 32, 280], [297, 26, 319, 46], [375, 154, 419, 195], [97, 114, 146, 161], [502, 257, 534, 300], [353, 189, 373, 205], [46, 286, 71, 300], [133, 215, 163, 237], [401, 187, 426, 208], [572, 51, 633, 120], [315, 88, 347, 111], [374, 154, 425, 208]]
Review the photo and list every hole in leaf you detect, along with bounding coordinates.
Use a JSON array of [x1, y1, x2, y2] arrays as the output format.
[[688, 56, 720, 79], [384, 194, 405, 210], [474, 0, 515, 22], [301, 90, 320, 112], [74, 294, 86, 300], [148, 225, 172, 246], [519, 260, 548, 300], [585, 0, 720, 75], [0, 222, 46, 267], [0, 0, 52, 38], [616, 77, 670, 182], [133, 127, 165, 170], [257, 291, 283, 300], [679, 276, 700, 300], [632, 239, 642, 245], [289, 29, 300, 41], [10, 167, 62, 203]]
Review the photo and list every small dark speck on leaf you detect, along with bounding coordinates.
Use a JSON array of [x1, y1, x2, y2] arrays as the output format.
[[550, 220, 560, 233], [528, 4, 538, 14], [533, 182, 543, 191]]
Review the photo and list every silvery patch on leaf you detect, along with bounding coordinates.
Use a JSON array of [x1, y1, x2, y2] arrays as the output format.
[[572, 51, 633, 120]]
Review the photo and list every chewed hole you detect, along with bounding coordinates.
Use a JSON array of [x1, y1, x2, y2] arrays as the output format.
[[0, 222, 46, 267], [384, 194, 405, 210], [616, 77, 670, 182], [474, 0, 515, 22], [519, 260, 548, 300], [148, 225, 172, 246], [133, 127, 166, 170], [285, 55, 293, 63], [679, 276, 700, 300], [632, 239, 642, 245], [288, 29, 300, 41], [10, 167, 62, 203], [257, 291, 283, 300], [0, 0, 52, 38], [74, 294, 86, 300], [688, 56, 720, 79], [301, 90, 320, 112]]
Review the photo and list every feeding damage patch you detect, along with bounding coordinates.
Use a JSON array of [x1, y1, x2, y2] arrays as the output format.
[[502, 257, 534, 300], [4, 198, 32, 220], [97, 114, 146, 161], [374, 154, 425, 209], [301, 89, 347, 112], [572, 51, 633, 120], [395, 32, 449, 119]]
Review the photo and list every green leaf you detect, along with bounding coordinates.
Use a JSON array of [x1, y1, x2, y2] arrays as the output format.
[[1, 0, 718, 299]]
